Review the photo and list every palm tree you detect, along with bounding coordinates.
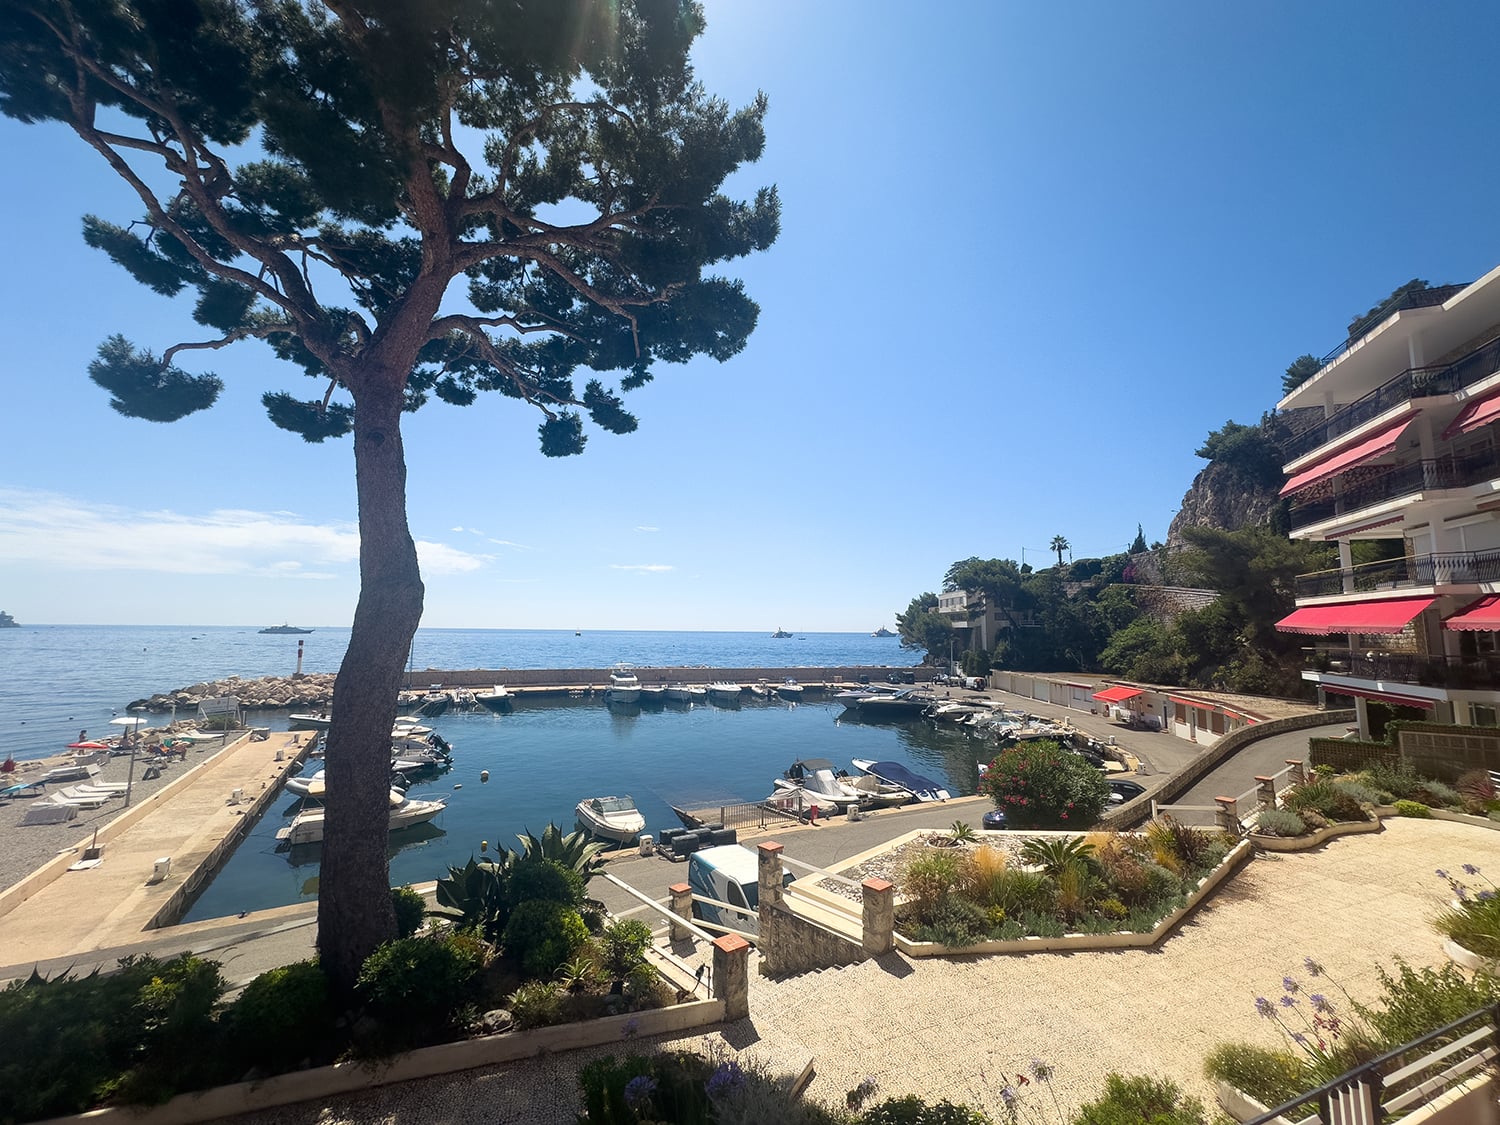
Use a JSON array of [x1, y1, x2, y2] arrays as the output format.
[[1050, 535, 1070, 568]]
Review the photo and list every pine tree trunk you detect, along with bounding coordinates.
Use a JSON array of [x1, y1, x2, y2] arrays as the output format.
[[317, 377, 425, 996]]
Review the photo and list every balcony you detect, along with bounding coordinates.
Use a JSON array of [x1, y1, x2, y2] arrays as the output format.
[[1294, 548, 1500, 598], [1304, 648, 1500, 691], [1288, 447, 1500, 532], [1281, 332, 1500, 462]]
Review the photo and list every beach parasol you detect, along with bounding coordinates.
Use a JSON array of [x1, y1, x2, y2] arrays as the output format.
[[109, 716, 148, 808]]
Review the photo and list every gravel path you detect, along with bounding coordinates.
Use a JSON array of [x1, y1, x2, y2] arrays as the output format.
[[226, 817, 1500, 1124]]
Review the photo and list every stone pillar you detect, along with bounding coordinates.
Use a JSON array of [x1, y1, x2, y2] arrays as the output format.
[[1214, 796, 1239, 835], [757, 841, 785, 910], [668, 882, 693, 942], [862, 878, 894, 955], [1285, 759, 1306, 786], [1255, 776, 1276, 808], [712, 933, 750, 1021]]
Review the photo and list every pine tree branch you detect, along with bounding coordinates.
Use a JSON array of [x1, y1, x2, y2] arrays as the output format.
[[159, 324, 288, 366], [428, 313, 581, 342]]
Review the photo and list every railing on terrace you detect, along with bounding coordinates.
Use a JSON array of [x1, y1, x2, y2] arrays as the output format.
[[1283, 329, 1500, 462], [1245, 1002, 1498, 1125], [1312, 283, 1471, 369], [1294, 547, 1500, 597], [1152, 761, 1303, 833], [1304, 649, 1500, 691], [1288, 448, 1500, 531]]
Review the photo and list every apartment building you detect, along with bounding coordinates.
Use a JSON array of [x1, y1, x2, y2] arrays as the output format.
[[1275, 267, 1500, 732]]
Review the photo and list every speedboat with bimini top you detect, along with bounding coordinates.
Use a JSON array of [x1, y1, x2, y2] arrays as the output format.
[[276, 788, 446, 846], [605, 663, 641, 704]]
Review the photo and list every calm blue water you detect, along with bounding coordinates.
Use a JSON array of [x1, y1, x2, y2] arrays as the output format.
[[0, 625, 972, 922], [183, 697, 985, 922]]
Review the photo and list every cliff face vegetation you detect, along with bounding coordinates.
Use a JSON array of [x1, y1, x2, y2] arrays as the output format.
[[1167, 457, 1285, 547]]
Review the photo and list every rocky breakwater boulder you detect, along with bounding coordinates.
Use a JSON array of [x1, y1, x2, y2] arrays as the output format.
[[127, 672, 338, 713]]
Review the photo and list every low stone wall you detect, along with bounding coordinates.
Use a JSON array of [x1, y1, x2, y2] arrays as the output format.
[[759, 900, 867, 976], [403, 665, 929, 689], [1248, 816, 1382, 852], [1098, 709, 1354, 830]]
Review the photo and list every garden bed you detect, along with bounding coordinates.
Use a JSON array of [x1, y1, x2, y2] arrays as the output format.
[[1249, 815, 1382, 852]]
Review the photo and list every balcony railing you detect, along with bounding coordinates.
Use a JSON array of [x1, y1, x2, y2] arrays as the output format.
[[1246, 1002, 1497, 1125], [1283, 332, 1500, 462], [1288, 448, 1500, 531], [1294, 548, 1500, 597], [1304, 648, 1500, 690], [1315, 283, 1470, 368]]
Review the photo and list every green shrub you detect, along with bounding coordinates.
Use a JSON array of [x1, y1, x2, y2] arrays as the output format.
[[599, 919, 654, 982], [1283, 779, 1366, 823], [507, 980, 566, 1030], [1331, 780, 1382, 808], [1140, 862, 1184, 904], [1253, 808, 1307, 837], [1413, 779, 1461, 808], [433, 856, 513, 939], [862, 1094, 993, 1124], [1360, 958, 1500, 1045], [910, 895, 989, 946], [1202, 1043, 1306, 1111], [1362, 762, 1427, 800], [1143, 817, 1220, 871], [1098, 897, 1127, 920], [222, 960, 333, 1075], [1456, 770, 1497, 813], [985, 867, 1055, 916], [391, 886, 427, 938], [504, 899, 590, 978], [902, 850, 963, 923], [1070, 1072, 1207, 1124], [1020, 836, 1098, 879], [979, 740, 1110, 828], [1392, 799, 1432, 818], [508, 858, 586, 906], [355, 930, 483, 1050]]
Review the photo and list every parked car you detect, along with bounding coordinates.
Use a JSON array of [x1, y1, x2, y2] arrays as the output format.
[[981, 807, 1008, 830], [887, 670, 916, 684], [1107, 779, 1146, 804]]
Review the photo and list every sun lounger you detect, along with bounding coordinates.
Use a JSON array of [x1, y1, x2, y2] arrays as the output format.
[[46, 791, 110, 809], [21, 802, 78, 825], [61, 785, 123, 800]]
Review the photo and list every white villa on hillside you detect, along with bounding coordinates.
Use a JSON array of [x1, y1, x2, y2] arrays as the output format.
[[1275, 265, 1500, 733]]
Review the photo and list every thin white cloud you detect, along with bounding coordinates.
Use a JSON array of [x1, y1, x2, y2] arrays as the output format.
[[484, 537, 529, 549], [0, 488, 489, 578], [636, 525, 659, 532], [610, 563, 673, 572]]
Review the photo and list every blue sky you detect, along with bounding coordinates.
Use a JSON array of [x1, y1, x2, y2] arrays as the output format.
[[3, 1, 1500, 630]]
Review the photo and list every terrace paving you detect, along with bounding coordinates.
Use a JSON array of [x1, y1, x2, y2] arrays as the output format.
[[226, 817, 1500, 1124]]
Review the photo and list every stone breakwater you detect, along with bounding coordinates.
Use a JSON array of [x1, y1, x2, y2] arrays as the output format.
[[127, 673, 337, 713]]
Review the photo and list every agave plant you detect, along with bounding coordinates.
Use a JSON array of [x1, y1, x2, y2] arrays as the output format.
[[948, 820, 978, 845], [555, 955, 600, 994], [432, 855, 513, 939], [516, 823, 608, 882]]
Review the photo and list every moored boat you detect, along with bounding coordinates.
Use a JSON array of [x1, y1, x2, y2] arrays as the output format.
[[605, 663, 641, 704], [707, 681, 742, 703], [638, 683, 667, 706], [575, 794, 646, 844], [276, 788, 446, 846], [850, 758, 951, 802], [775, 678, 804, 701], [475, 685, 512, 712], [771, 758, 869, 810]]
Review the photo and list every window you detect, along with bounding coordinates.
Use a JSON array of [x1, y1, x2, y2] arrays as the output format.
[[1472, 704, 1499, 728]]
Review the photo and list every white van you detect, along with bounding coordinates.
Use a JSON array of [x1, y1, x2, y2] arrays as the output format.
[[686, 844, 795, 938]]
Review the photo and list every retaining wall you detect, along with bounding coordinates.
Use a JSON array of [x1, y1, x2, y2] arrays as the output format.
[[403, 665, 930, 689]]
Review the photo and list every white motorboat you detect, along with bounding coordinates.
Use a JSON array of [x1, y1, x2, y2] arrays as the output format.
[[638, 684, 667, 705], [707, 681, 742, 702], [664, 682, 693, 702], [686, 684, 708, 702], [748, 681, 769, 699], [771, 758, 869, 810], [851, 759, 951, 802], [605, 663, 641, 704], [471, 687, 513, 714], [575, 794, 646, 844], [775, 678, 805, 702], [288, 712, 333, 731], [276, 788, 446, 846], [846, 689, 933, 721]]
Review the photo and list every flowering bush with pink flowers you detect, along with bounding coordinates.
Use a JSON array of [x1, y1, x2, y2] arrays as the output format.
[[978, 740, 1109, 829]]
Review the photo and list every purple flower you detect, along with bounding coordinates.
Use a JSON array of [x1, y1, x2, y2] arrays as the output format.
[[1464, 864, 1480, 876], [1029, 1058, 1053, 1082], [621, 1017, 641, 1039], [707, 1061, 747, 1099], [1303, 956, 1324, 977], [1291, 1032, 1307, 1044], [1282, 976, 1300, 993], [999, 1085, 1019, 1109], [1458, 886, 1470, 901], [623, 1075, 657, 1110], [1256, 997, 1275, 1018], [1280, 995, 1298, 1008], [1437, 869, 1450, 880], [1310, 993, 1334, 1014]]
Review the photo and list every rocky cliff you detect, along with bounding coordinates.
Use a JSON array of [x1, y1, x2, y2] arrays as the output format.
[[1166, 459, 1282, 547]]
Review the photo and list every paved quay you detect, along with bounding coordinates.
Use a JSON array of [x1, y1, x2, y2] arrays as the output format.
[[0, 730, 309, 968]]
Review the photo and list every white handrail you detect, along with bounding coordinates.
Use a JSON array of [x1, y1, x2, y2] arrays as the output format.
[[595, 870, 718, 944]]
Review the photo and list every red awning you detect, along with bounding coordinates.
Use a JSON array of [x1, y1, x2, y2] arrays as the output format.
[[1444, 594, 1500, 632], [1168, 695, 1209, 709], [1279, 413, 1420, 497], [1274, 597, 1436, 635], [1092, 685, 1143, 703], [1442, 389, 1500, 441], [1320, 684, 1436, 710]]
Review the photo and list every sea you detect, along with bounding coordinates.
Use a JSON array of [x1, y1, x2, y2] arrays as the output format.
[[0, 626, 988, 922]]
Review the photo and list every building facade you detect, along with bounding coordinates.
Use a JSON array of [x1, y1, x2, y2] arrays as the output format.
[[1275, 267, 1500, 732]]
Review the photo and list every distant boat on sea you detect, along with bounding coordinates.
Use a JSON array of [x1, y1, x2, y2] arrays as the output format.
[[0, 610, 18, 629], [872, 626, 895, 637], [771, 627, 792, 638], [260, 624, 314, 634]]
